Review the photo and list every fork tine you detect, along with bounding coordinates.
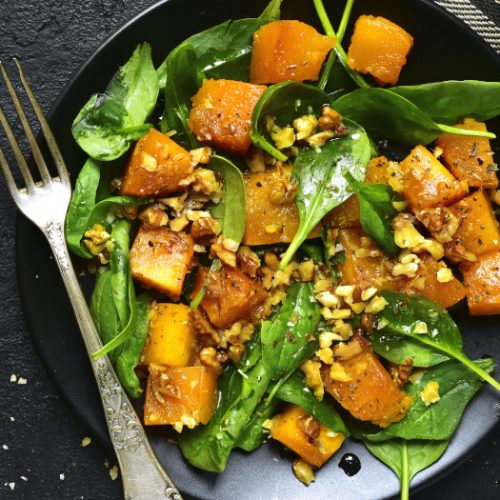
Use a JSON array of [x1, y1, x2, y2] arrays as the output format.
[[0, 59, 52, 185], [0, 145, 22, 204], [13, 58, 70, 185], [0, 102, 35, 192]]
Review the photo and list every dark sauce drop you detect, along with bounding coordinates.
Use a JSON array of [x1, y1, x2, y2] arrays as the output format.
[[338, 453, 361, 476]]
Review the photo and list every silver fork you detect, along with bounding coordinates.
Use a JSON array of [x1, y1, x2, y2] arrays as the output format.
[[0, 58, 182, 500]]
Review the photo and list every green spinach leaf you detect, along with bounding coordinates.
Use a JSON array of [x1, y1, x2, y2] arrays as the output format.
[[345, 172, 399, 255], [378, 291, 500, 391], [261, 282, 320, 381], [72, 43, 158, 161], [333, 88, 496, 145], [365, 439, 448, 500], [251, 81, 331, 161], [280, 119, 370, 268], [259, 0, 283, 19], [365, 359, 495, 442], [391, 80, 500, 124]]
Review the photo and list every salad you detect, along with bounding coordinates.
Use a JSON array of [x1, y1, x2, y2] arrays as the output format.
[[64, 0, 500, 497]]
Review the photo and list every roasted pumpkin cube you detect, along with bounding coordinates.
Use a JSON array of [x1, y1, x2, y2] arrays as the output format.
[[188, 79, 266, 155], [347, 15, 414, 85], [325, 156, 391, 228], [461, 250, 500, 315], [243, 165, 321, 245], [130, 226, 194, 299], [270, 404, 345, 467], [141, 303, 197, 367], [120, 128, 193, 198], [322, 346, 413, 428], [144, 365, 217, 427], [338, 228, 402, 293], [436, 119, 497, 189], [445, 190, 500, 262], [250, 20, 335, 84], [403, 254, 466, 309], [399, 145, 468, 210], [192, 265, 267, 329]]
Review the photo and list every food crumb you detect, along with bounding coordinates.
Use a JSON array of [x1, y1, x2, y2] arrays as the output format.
[[9, 375, 17, 383], [8, 482, 15, 491], [109, 465, 119, 481], [2, 445, 8, 450], [20, 476, 28, 482], [9, 417, 15, 422], [80, 437, 92, 448], [59, 473, 65, 481], [104, 459, 109, 469], [17, 378, 27, 385]]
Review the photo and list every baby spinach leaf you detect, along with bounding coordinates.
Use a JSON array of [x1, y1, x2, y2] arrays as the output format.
[[72, 43, 158, 160], [261, 282, 320, 381], [298, 242, 324, 264], [333, 88, 496, 145], [259, 0, 283, 19], [378, 291, 500, 391], [161, 42, 201, 148], [251, 82, 331, 161], [235, 398, 281, 452], [280, 119, 370, 268], [365, 439, 448, 500], [391, 80, 500, 124], [208, 155, 246, 243], [345, 172, 399, 255], [366, 358, 495, 442], [271, 371, 349, 435], [115, 292, 152, 398], [240, 325, 263, 373], [65, 158, 101, 259]]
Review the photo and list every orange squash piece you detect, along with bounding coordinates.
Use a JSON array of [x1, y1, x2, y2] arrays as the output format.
[[188, 79, 266, 155], [445, 190, 500, 262], [243, 165, 321, 245], [436, 119, 497, 189], [325, 156, 391, 228], [461, 250, 500, 315], [192, 265, 267, 329], [399, 145, 468, 210], [130, 226, 194, 299], [144, 365, 217, 426], [403, 254, 466, 309], [338, 228, 402, 293], [347, 15, 414, 85], [322, 346, 413, 428], [250, 20, 335, 84], [140, 303, 198, 367], [120, 128, 193, 198], [270, 404, 345, 467]]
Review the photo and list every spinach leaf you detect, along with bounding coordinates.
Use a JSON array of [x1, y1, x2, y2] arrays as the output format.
[[298, 242, 324, 264], [259, 0, 283, 19], [261, 282, 320, 381], [251, 82, 331, 161], [208, 155, 246, 243], [333, 88, 496, 145], [235, 398, 281, 452], [366, 359, 495, 442], [378, 291, 500, 391], [65, 158, 101, 258], [86, 195, 146, 232], [240, 325, 263, 373], [280, 119, 370, 268], [115, 292, 152, 398], [161, 42, 201, 148], [272, 371, 349, 435], [345, 172, 399, 255], [179, 362, 271, 472], [365, 439, 448, 500], [72, 43, 158, 161], [391, 80, 500, 124]]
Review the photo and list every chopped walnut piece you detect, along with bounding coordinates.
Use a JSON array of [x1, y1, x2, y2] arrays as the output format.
[[179, 168, 221, 198], [293, 458, 316, 485], [301, 360, 324, 400], [237, 246, 261, 277], [151, 368, 181, 403], [199, 347, 226, 373], [190, 308, 219, 344], [160, 193, 188, 217], [395, 358, 413, 388], [245, 146, 266, 172], [83, 224, 112, 255], [139, 205, 169, 228], [318, 106, 342, 131], [415, 206, 460, 243], [228, 344, 245, 364], [210, 236, 237, 267], [297, 414, 321, 444], [191, 216, 221, 242], [293, 114, 318, 141], [268, 173, 298, 205], [189, 146, 212, 165]]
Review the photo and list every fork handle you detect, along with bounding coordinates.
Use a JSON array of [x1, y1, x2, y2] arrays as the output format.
[[44, 221, 182, 500]]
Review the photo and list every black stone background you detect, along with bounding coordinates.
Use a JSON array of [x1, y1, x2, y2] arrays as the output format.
[[0, 0, 498, 499]]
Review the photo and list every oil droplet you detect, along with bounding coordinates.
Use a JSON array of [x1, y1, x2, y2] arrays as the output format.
[[338, 453, 361, 476]]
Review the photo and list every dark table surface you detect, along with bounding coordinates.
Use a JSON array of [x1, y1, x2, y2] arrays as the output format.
[[0, 1, 499, 499]]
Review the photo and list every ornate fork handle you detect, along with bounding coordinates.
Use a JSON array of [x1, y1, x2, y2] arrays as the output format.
[[44, 221, 182, 500]]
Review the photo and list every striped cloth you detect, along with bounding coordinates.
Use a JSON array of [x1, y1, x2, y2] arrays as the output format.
[[437, 0, 500, 51]]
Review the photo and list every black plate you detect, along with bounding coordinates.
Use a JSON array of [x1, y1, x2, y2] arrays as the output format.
[[16, 0, 500, 498]]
